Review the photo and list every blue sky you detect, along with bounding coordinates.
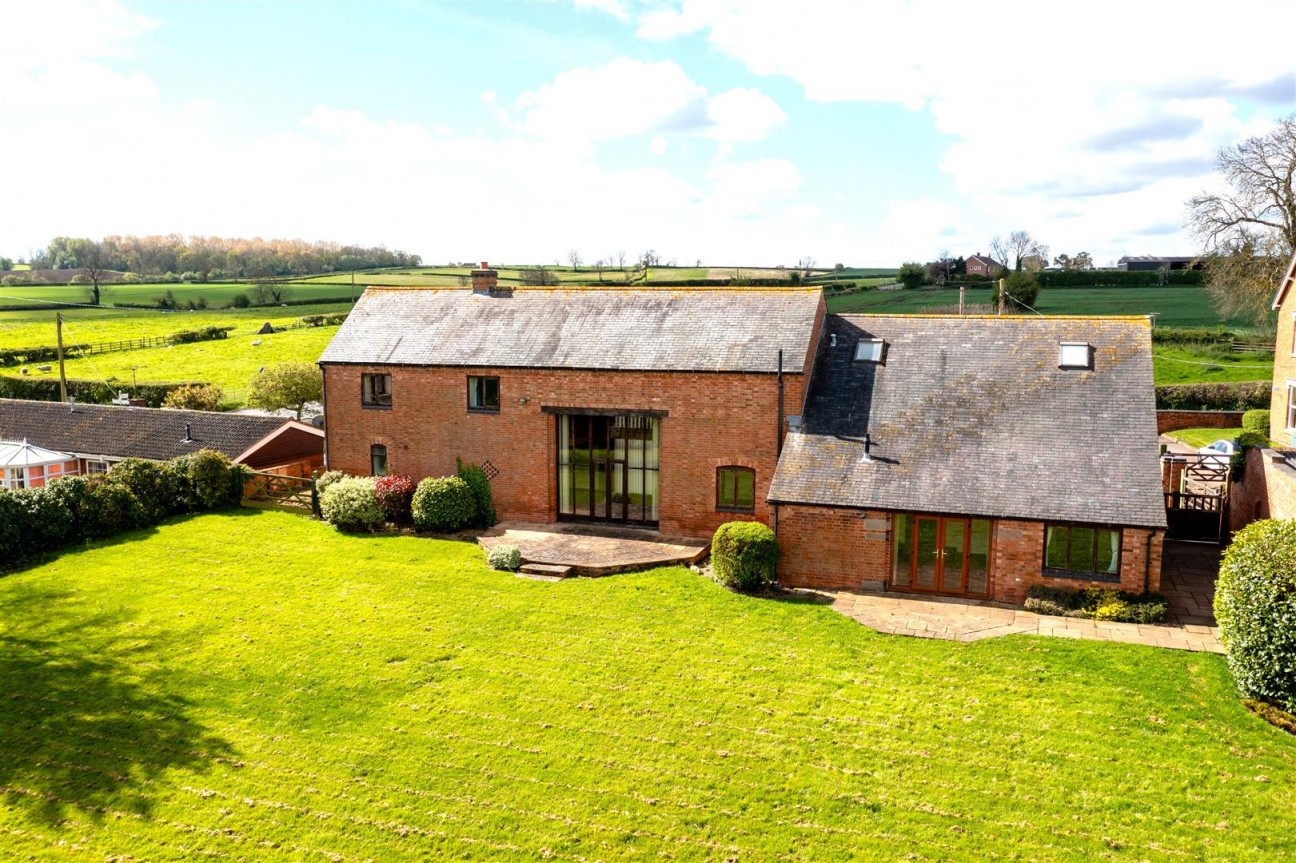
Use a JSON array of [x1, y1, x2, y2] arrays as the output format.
[[2, 0, 1292, 267]]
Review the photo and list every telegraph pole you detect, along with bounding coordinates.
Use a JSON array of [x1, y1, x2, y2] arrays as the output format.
[[56, 312, 68, 402], [997, 278, 1005, 316]]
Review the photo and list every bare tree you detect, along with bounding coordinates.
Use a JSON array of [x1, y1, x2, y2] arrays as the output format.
[[615, 250, 626, 271], [997, 231, 1048, 271], [249, 277, 292, 305], [593, 258, 605, 282], [1187, 115, 1296, 326], [639, 249, 660, 268], [520, 265, 560, 286], [797, 256, 816, 277], [567, 250, 582, 270]]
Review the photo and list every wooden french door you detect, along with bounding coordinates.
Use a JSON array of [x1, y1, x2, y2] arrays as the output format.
[[891, 514, 991, 597]]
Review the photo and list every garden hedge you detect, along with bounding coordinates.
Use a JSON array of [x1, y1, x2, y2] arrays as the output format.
[[1155, 381, 1269, 411], [0, 374, 209, 407], [411, 476, 477, 532], [320, 477, 384, 533], [374, 474, 416, 524], [456, 457, 496, 528], [1024, 585, 1167, 623], [711, 521, 779, 592], [1215, 519, 1296, 713]]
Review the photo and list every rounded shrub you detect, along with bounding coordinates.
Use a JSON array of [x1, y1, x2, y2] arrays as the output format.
[[320, 476, 384, 532], [171, 449, 240, 510], [487, 544, 523, 572], [374, 474, 416, 524], [411, 476, 477, 532], [711, 521, 779, 592], [107, 457, 182, 522], [81, 475, 145, 539], [1215, 519, 1296, 712], [316, 470, 347, 494], [1242, 409, 1270, 437]]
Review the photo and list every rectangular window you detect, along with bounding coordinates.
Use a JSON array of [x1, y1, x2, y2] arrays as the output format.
[[1043, 524, 1121, 580], [85, 460, 110, 474], [1058, 342, 1092, 369], [361, 373, 392, 408], [716, 466, 756, 513], [370, 444, 388, 477], [1287, 383, 1296, 431], [854, 338, 885, 363], [2, 467, 26, 490], [468, 376, 500, 412]]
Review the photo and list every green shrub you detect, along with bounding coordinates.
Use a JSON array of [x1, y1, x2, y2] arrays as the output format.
[[229, 292, 251, 309], [487, 544, 522, 572], [1243, 409, 1270, 436], [711, 521, 779, 592], [316, 470, 347, 494], [172, 449, 241, 510], [1024, 585, 1167, 623], [1215, 519, 1296, 713], [374, 474, 416, 524], [106, 458, 182, 522], [1000, 271, 1040, 311], [456, 457, 496, 528], [1155, 381, 1270, 411], [320, 477, 384, 532], [78, 475, 146, 539], [411, 476, 477, 532], [897, 261, 927, 289], [14, 485, 76, 554], [162, 383, 225, 411]]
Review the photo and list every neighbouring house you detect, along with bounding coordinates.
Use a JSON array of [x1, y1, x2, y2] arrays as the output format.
[[1117, 255, 1204, 271], [0, 398, 325, 476], [1233, 252, 1296, 524], [0, 440, 80, 490], [965, 253, 1002, 278], [319, 263, 1167, 604]]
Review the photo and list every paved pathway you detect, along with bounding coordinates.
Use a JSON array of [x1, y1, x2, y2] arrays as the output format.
[[478, 521, 709, 577], [827, 540, 1224, 653]]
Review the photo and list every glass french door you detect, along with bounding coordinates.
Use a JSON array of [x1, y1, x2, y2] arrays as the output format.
[[557, 414, 659, 526], [891, 514, 991, 596]]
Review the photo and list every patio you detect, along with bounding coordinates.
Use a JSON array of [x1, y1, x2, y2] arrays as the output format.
[[477, 521, 710, 579], [827, 539, 1225, 653]]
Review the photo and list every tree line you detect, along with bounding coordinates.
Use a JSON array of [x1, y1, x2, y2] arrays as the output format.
[[17, 235, 422, 280]]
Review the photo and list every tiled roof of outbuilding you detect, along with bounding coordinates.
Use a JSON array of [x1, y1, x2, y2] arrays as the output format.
[[318, 287, 823, 373], [768, 314, 1167, 528], [0, 398, 289, 462]]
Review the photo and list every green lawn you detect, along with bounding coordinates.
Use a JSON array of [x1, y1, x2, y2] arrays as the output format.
[[0, 281, 362, 307], [1152, 346, 1273, 385], [1165, 427, 1246, 448], [0, 510, 1291, 860]]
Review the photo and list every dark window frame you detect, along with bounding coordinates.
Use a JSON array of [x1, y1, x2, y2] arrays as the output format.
[[361, 373, 393, 410], [467, 375, 501, 413], [370, 444, 388, 477], [1042, 522, 1122, 582], [715, 465, 756, 514]]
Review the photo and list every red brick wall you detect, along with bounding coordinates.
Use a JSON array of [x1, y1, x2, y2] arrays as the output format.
[[775, 508, 1163, 604], [1231, 447, 1296, 530], [1156, 410, 1245, 435], [1271, 287, 1296, 445], [323, 365, 807, 537]]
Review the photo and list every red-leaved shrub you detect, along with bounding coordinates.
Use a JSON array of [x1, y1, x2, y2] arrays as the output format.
[[374, 474, 416, 524]]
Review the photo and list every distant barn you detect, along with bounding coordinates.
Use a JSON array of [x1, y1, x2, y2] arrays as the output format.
[[1117, 256, 1204, 272]]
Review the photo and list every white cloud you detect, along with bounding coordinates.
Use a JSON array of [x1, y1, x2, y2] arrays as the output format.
[[650, 134, 669, 155], [632, 0, 1296, 259], [706, 87, 786, 143], [571, 0, 631, 21]]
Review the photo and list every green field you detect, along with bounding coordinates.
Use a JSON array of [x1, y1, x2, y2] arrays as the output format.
[[1165, 427, 1247, 447], [0, 509, 1291, 860], [1152, 346, 1274, 385], [0, 281, 363, 307]]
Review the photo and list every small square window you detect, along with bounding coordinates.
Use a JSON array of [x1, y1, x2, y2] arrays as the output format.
[[468, 376, 500, 412], [1058, 342, 1092, 369], [716, 466, 756, 513], [362, 373, 392, 408], [854, 338, 885, 363]]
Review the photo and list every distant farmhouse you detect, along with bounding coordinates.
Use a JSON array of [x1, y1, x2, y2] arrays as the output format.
[[1117, 256, 1204, 271], [965, 253, 1003, 278], [319, 263, 1166, 605]]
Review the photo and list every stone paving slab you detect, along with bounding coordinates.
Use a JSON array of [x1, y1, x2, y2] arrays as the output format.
[[824, 540, 1226, 653], [479, 521, 709, 577]]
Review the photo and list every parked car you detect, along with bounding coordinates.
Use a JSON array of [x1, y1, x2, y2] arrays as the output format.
[[1198, 439, 1239, 464]]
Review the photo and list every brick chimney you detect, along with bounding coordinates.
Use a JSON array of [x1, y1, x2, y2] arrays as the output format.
[[471, 261, 498, 295]]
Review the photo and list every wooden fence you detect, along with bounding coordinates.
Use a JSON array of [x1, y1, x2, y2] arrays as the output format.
[[242, 469, 318, 516]]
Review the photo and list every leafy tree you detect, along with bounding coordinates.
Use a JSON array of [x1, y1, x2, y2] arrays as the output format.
[[1053, 252, 1094, 271], [897, 261, 928, 289], [1188, 114, 1295, 326], [162, 384, 225, 411], [246, 362, 322, 420], [70, 239, 112, 305], [0, 257, 12, 271], [998, 270, 1041, 311]]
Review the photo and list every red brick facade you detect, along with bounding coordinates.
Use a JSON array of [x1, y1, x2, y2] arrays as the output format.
[[775, 505, 1162, 602], [324, 364, 808, 537]]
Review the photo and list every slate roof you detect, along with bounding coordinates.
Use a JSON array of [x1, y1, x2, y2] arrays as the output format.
[[0, 399, 288, 462], [769, 315, 1167, 528], [318, 287, 823, 373]]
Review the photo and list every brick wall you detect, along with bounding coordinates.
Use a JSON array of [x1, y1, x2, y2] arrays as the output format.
[[775, 507, 1162, 604], [1156, 410, 1245, 435], [1271, 289, 1296, 445], [1230, 446, 1296, 531], [323, 364, 807, 537]]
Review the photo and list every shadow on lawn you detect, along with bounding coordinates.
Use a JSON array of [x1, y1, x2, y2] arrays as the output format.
[[0, 593, 235, 825]]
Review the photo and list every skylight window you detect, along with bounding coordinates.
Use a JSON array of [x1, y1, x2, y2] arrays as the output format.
[[1058, 342, 1092, 369], [854, 338, 885, 364]]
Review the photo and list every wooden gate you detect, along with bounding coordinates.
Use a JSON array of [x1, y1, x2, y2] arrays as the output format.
[[243, 470, 319, 516], [1164, 489, 1228, 542]]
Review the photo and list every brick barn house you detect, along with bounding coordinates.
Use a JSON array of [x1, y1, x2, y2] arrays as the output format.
[[320, 266, 1166, 603], [965, 253, 1003, 279]]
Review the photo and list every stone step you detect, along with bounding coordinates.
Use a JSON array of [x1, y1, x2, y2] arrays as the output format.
[[517, 563, 573, 581]]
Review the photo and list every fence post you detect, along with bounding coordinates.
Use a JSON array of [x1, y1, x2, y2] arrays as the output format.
[[310, 470, 321, 519]]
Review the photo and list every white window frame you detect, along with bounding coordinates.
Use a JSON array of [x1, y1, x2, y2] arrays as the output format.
[[854, 338, 885, 364], [1287, 381, 1296, 431], [85, 460, 111, 474], [2, 467, 26, 490], [1058, 342, 1092, 369]]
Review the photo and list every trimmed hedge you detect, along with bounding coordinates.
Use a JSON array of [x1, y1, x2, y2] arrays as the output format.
[[0, 345, 61, 367], [300, 312, 349, 327], [456, 457, 496, 528], [320, 477, 383, 532], [374, 474, 416, 524], [1156, 381, 1269, 411], [0, 375, 209, 407], [411, 476, 477, 532], [1037, 269, 1205, 288], [711, 521, 779, 592], [1151, 326, 1238, 345], [1024, 585, 1167, 623], [1215, 519, 1296, 713], [170, 325, 234, 344], [0, 448, 244, 572], [1242, 409, 1271, 436]]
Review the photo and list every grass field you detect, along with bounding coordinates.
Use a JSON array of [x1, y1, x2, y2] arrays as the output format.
[[0, 281, 362, 307], [1165, 427, 1246, 448], [1152, 346, 1274, 385], [0, 510, 1291, 860]]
